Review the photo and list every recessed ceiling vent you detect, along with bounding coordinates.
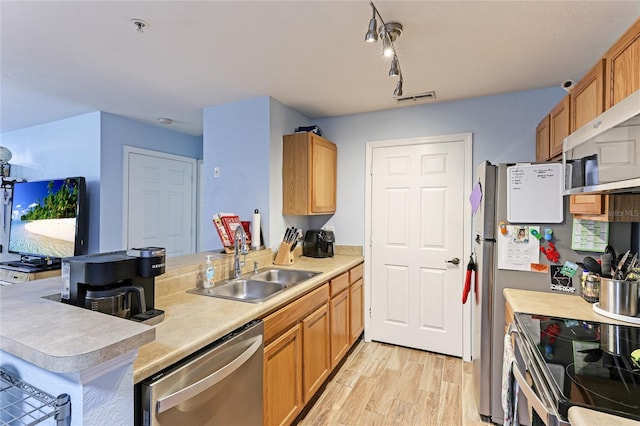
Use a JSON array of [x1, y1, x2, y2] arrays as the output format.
[[395, 91, 436, 102]]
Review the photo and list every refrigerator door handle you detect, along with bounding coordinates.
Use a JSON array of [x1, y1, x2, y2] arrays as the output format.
[[475, 235, 496, 243]]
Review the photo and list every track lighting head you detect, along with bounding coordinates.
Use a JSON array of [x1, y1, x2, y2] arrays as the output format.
[[365, 6, 378, 42], [389, 56, 399, 77], [381, 32, 393, 57], [393, 79, 403, 97]]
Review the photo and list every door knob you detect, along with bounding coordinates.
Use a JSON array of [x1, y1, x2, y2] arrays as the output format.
[[445, 257, 460, 265]]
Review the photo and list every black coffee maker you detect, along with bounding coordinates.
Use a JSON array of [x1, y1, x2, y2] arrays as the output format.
[[61, 247, 166, 324]]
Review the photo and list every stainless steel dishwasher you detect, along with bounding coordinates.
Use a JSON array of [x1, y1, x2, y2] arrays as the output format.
[[140, 320, 263, 426]]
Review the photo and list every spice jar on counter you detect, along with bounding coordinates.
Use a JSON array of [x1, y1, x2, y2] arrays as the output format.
[[581, 273, 600, 303]]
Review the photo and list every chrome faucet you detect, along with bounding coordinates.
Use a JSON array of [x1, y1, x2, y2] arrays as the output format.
[[234, 226, 248, 278]]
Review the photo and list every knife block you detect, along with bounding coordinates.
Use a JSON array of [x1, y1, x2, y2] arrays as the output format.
[[274, 242, 294, 266]]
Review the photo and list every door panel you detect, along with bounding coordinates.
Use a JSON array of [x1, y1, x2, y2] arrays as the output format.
[[370, 139, 465, 356], [127, 150, 195, 257]]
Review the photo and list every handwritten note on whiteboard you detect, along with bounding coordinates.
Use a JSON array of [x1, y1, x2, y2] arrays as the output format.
[[507, 163, 564, 223]]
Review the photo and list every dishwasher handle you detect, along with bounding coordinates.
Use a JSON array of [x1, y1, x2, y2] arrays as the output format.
[[156, 335, 263, 414]]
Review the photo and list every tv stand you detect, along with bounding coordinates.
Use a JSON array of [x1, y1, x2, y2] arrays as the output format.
[[0, 263, 61, 285]]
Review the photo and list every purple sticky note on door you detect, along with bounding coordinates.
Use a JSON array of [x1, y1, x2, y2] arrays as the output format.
[[470, 182, 482, 215]]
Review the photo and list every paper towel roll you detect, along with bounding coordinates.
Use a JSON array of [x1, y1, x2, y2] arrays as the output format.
[[251, 209, 261, 250]]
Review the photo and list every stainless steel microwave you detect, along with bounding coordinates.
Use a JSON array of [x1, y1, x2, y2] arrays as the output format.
[[563, 89, 640, 195]]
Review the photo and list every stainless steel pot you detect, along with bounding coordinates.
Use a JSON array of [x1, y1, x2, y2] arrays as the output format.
[[600, 323, 640, 356], [599, 278, 638, 317]]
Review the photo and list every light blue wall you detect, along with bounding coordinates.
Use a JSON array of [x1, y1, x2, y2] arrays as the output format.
[[312, 87, 566, 245], [99, 112, 203, 251], [268, 98, 312, 247], [202, 88, 565, 250], [0, 112, 102, 259], [0, 87, 566, 258], [202, 97, 312, 251], [202, 97, 271, 251], [0, 112, 203, 259]]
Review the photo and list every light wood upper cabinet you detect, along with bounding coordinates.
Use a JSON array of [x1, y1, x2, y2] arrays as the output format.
[[605, 17, 640, 108], [570, 194, 640, 222], [571, 60, 605, 132], [535, 115, 551, 162], [283, 133, 337, 215], [549, 95, 570, 159]]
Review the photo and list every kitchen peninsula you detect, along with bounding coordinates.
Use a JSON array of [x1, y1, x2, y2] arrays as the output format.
[[0, 247, 364, 425]]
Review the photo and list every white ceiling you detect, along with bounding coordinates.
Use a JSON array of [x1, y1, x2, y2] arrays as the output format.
[[2, 1, 639, 136]]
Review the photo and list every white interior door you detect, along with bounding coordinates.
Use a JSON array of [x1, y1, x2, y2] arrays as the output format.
[[367, 135, 471, 357], [124, 147, 196, 257]]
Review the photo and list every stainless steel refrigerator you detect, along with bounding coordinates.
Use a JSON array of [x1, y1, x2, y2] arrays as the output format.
[[471, 161, 629, 424]]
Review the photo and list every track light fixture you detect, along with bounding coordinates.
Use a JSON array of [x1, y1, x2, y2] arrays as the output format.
[[364, 1, 404, 97]]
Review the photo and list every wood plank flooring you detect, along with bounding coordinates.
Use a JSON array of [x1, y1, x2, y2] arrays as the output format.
[[297, 340, 492, 426]]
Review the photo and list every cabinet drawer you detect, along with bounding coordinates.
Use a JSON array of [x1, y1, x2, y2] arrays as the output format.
[[349, 263, 363, 284], [263, 283, 329, 344], [330, 272, 349, 297]]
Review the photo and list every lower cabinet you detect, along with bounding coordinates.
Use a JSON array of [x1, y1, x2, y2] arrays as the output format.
[[330, 288, 350, 369], [349, 263, 364, 345], [262, 262, 365, 425], [349, 277, 364, 345], [302, 304, 331, 403], [264, 325, 303, 426]]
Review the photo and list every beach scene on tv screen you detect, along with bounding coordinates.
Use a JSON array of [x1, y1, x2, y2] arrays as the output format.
[[9, 179, 78, 258]]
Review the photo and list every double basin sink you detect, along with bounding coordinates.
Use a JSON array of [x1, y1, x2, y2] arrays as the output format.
[[188, 268, 321, 303]]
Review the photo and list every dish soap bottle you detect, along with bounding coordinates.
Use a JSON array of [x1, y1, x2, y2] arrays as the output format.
[[203, 255, 215, 289]]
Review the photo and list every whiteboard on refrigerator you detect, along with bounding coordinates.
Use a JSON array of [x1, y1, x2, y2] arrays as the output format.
[[507, 163, 564, 223]]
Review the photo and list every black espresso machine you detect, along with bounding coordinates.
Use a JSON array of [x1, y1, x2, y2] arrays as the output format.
[[61, 247, 166, 325]]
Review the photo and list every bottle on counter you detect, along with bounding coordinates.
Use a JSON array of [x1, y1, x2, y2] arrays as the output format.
[[203, 255, 215, 289]]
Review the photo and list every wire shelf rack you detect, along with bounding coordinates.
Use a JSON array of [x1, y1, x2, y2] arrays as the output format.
[[0, 369, 70, 426]]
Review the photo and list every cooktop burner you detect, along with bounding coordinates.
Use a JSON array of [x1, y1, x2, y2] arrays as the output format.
[[515, 313, 640, 421]]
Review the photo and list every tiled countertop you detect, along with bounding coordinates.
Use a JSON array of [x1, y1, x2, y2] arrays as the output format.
[[0, 249, 363, 383], [503, 288, 640, 426]]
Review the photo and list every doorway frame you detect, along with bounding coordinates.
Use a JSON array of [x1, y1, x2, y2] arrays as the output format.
[[364, 133, 473, 361], [122, 145, 198, 253]]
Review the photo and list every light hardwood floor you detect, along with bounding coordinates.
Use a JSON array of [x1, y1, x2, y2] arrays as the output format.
[[297, 340, 492, 426]]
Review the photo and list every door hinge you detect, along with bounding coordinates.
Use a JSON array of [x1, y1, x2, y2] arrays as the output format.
[[369, 307, 372, 317]]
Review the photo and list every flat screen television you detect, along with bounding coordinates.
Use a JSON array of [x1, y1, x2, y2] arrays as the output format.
[[8, 177, 88, 266]]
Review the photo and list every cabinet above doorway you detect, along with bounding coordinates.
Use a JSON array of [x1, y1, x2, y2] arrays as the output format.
[[282, 132, 337, 215]]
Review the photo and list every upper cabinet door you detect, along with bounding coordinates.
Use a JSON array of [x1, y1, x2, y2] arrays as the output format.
[[549, 95, 570, 159], [571, 60, 605, 132], [535, 115, 551, 162], [606, 18, 640, 108], [283, 132, 337, 215], [310, 134, 337, 214]]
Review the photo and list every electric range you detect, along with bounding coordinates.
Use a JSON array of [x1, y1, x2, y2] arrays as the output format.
[[514, 312, 640, 422]]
